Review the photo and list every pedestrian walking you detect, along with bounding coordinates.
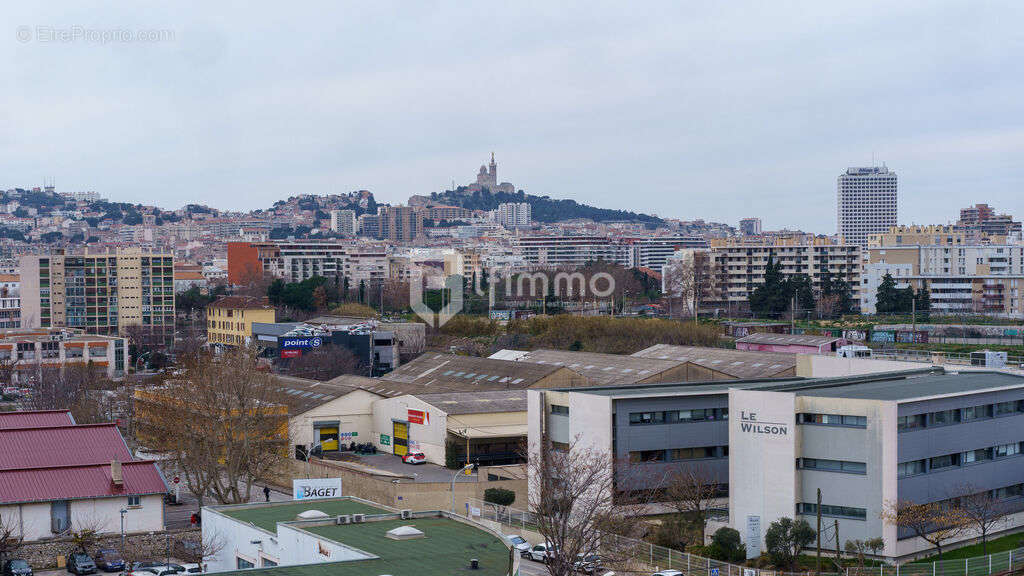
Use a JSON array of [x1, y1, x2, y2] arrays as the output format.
[[263, 485, 271, 502]]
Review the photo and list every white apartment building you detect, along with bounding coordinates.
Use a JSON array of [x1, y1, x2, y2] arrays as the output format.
[[862, 244, 1024, 316], [494, 202, 531, 229], [514, 235, 633, 268], [837, 166, 898, 247], [329, 209, 357, 236]]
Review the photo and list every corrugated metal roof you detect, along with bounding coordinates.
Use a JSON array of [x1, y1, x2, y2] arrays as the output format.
[[736, 333, 842, 346], [0, 410, 74, 430], [507, 349, 685, 386], [0, 461, 167, 505], [380, 354, 566, 391], [630, 344, 797, 379], [0, 424, 132, 470]]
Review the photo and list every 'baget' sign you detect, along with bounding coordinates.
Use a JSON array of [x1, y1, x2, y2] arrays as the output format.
[[293, 478, 342, 500]]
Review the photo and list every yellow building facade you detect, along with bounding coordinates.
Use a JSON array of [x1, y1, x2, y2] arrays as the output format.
[[206, 296, 276, 347]]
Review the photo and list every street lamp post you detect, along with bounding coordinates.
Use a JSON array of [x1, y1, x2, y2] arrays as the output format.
[[305, 441, 322, 479], [450, 463, 474, 514], [119, 508, 128, 553]]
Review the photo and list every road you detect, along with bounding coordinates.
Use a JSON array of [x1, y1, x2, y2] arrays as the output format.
[[165, 483, 291, 530]]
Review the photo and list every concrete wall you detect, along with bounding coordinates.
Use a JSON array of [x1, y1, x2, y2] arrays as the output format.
[[794, 396, 895, 554], [1, 494, 163, 542], [728, 388, 796, 555], [287, 459, 528, 514], [289, 389, 379, 452], [371, 395, 449, 464], [612, 394, 729, 492], [796, 354, 931, 377]]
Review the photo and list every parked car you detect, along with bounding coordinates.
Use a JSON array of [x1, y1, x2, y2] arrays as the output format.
[[130, 561, 184, 569], [573, 553, 602, 574], [129, 561, 183, 573], [2, 559, 32, 576], [65, 553, 97, 575], [179, 564, 203, 574], [94, 549, 125, 572], [652, 571, 683, 576], [528, 542, 558, 563], [401, 451, 426, 464], [505, 534, 531, 557]]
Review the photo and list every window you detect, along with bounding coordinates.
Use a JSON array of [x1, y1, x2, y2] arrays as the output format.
[[996, 400, 1024, 416], [799, 458, 866, 474], [963, 404, 993, 421], [261, 559, 277, 568], [629, 450, 666, 463], [797, 503, 866, 519], [964, 448, 993, 464], [550, 405, 569, 416], [127, 495, 141, 507], [994, 442, 1021, 458], [629, 412, 664, 425], [930, 409, 961, 426], [669, 446, 719, 460], [995, 484, 1024, 500], [930, 453, 961, 470], [798, 413, 866, 427], [236, 558, 254, 570], [897, 459, 926, 478]]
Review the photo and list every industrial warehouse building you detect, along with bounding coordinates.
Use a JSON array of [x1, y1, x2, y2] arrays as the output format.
[[528, 368, 1024, 560], [282, 373, 528, 467], [202, 497, 517, 575], [381, 352, 587, 391]]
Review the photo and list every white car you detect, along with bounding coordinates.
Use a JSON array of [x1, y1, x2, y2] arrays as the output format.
[[505, 535, 531, 557], [652, 571, 683, 576], [529, 542, 558, 563], [180, 564, 203, 574]]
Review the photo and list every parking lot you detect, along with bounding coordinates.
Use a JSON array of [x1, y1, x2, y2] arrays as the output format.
[[340, 452, 480, 483]]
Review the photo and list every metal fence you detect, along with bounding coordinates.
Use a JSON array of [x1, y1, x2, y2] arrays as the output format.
[[465, 498, 1024, 576], [866, 349, 1024, 367]]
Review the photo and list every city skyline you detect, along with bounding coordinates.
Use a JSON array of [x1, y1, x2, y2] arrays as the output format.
[[4, 2, 1023, 229]]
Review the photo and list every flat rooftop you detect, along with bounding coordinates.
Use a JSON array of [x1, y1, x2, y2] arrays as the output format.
[[792, 371, 1024, 402], [218, 499, 388, 532], [213, 508, 511, 576], [558, 378, 801, 399]]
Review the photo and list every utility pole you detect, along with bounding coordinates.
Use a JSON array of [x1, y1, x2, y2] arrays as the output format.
[[912, 294, 916, 335], [834, 519, 841, 567], [791, 296, 796, 332], [816, 488, 822, 576]]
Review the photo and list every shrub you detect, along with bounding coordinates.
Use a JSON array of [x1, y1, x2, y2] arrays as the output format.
[[706, 527, 746, 562], [764, 517, 815, 569], [483, 488, 516, 508]]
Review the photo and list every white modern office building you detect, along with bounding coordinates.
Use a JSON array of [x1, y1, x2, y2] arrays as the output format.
[[837, 166, 898, 247], [528, 368, 1024, 560]]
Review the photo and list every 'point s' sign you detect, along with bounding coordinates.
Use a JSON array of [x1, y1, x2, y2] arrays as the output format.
[[293, 478, 342, 500]]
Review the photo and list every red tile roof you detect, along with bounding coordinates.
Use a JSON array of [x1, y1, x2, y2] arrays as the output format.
[[0, 424, 132, 471], [0, 461, 167, 505], [0, 410, 75, 430]]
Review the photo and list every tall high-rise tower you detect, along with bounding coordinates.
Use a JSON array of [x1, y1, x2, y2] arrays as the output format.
[[488, 152, 497, 186], [837, 165, 898, 246]]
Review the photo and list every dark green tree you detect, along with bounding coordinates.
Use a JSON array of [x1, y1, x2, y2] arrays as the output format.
[[787, 274, 815, 315], [750, 253, 790, 318], [875, 273, 900, 315], [764, 517, 815, 569], [914, 282, 931, 321]]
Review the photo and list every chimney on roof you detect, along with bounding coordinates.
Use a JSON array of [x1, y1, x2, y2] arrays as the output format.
[[111, 460, 124, 487]]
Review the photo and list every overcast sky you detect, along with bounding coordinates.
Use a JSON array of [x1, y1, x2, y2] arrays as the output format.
[[3, 2, 1023, 232]]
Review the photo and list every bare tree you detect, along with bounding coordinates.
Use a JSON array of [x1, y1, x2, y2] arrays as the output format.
[[529, 435, 649, 576], [662, 251, 707, 320], [175, 529, 226, 571], [287, 346, 363, 380], [0, 511, 23, 566], [954, 485, 1009, 555], [134, 344, 289, 505], [26, 363, 117, 424], [658, 464, 722, 546], [881, 499, 969, 560], [844, 537, 884, 574]]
